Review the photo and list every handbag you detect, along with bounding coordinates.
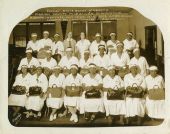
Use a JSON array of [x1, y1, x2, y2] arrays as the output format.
[[29, 86, 42, 96], [148, 85, 165, 100], [47, 84, 63, 98], [65, 83, 82, 97], [85, 86, 101, 99], [126, 83, 144, 98], [107, 86, 125, 100], [11, 86, 26, 95]]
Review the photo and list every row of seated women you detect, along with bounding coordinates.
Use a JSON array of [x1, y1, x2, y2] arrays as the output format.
[[8, 61, 165, 125]]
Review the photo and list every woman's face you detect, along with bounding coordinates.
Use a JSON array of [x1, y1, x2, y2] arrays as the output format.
[[89, 67, 96, 74], [54, 36, 60, 41], [134, 50, 140, 58], [130, 66, 138, 75], [54, 68, 61, 75], [111, 35, 116, 40], [108, 69, 115, 77], [43, 33, 49, 39], [26, 52, 32, 59], [21, 67, 27, 74], [70, 68, 78, 75], [96, 37, 101, 42], [36, 68, 43, 75], [80, 33, 85, 39], [150, 70, 157, 77], [66, 51, 73, 57], [32, 36, 37, 41], [117, 45, 123, 53], [99, 48, 105, 55]]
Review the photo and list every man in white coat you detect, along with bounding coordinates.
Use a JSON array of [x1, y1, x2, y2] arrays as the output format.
[[75, 32, 91, 59], [52, 33, 64, 56], [89, 33, 106, 57], [18, 49, 40, 71], [38, 31, 53, 50]]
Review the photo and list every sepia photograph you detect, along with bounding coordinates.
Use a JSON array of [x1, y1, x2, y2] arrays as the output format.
[[7, 6, 165, 127]]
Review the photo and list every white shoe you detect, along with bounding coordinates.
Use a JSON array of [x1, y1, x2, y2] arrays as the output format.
[[53, 114, 57, 120], [70, 115, 74, 121], [49, 114, 54, 121], [73, 114, 78, 123]]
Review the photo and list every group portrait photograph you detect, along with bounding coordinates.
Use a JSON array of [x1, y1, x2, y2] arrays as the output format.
[[7, 6, 165, 127]]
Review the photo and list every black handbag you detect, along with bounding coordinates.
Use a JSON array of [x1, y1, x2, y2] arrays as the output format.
[[65, 83, 82, 97], [29, 86, 42, 96], [11, 86, 26, 95], [107, 86, 125, 100], [126, 83, 144, 98], [85, 86, 101, 99]]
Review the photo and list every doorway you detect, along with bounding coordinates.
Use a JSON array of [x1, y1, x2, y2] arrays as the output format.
[[145, 25, 157, 65]]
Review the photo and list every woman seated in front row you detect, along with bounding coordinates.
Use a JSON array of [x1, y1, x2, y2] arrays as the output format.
[[103, 65, 126, 124], [46, 65, 65, 121], [63, 64, 83, 123], [9, 65, 31, 118], [25, 66, 48, 119], [80, 63, 105, 122]]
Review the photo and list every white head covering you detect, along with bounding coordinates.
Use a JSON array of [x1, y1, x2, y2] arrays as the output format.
[[95, 33, 101, 37], [116, 42, 124, 47], [46, 50, 52, 53], [53, 65, 61, 70], [110, 33, 116, 36], [21, 65, 28, 68], [129, 64, 138, 69], [133, 48, 140, 54], [127, 32, 133, 36], [66, 47, 73, 52], [26, 49, 32, 53], [43, 31, 49, 35], [98, 45, 105, 50], [88, 63, 97, 68], [54, 33, 60, 37], [149, 66, 158, 71], [70, 64, 79, 70], [84, 50, 90, 54], [107, 65, 116, 70], [31, 33, 37, 37]]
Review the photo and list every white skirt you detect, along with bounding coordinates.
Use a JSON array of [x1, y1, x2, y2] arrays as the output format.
[[80, 92, 105, 114], [64, 95, 80, 109], [46, 98, 63, 109], [25, 96, 45, 111], [8, 94, 27, 107], [103, 92, 126, 116], [125, 97, 145, 117], [146, 97, 165, 119]]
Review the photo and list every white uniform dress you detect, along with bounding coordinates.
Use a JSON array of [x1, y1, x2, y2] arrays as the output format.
[[59, 56, 79, 69], [106, 40, 119, 49], [93, 54, 110, 69], [123, 39, 139, 51], [80, 74, 105, 114], [39, 38, 53, 50], [124, 73, 146, 117], [26, 40, 40, 51], [18, 57, 40, 70], [79, 58, 93, 68], [25, 73, 48, 111], [8, 73, 32, 107], [111, 52, 130, 67], [52, 41, 64, 56], [76, 39, 91, 59], [40, 57, 57, 69], [103, 75, 126, 116], [129, 56, 149, 77], [46, 74, 65, 109], [145, 75, 165, 119], [89, 40, 106, 57], [63, 74, 83, 109]]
